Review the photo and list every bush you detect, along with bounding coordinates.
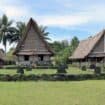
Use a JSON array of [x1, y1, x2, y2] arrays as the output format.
[[0, 75, 12, 81], [26, 74, 40, 81], [94, 66, 101, 75], [90, 64, 96, 69], [17, 67, 24, 74], [57, 64, 67, 74], [81, 66, 87, 71], [12, 74, 26, 81], [0, 73, 104, 81]]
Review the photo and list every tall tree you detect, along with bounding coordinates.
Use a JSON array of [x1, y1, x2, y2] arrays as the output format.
[[54, 37, 79, 65], [39, 25, 51, 41], [10, 24, 50, 44], [50, 40, 69, 55], [9, 22, 26, 44], [70, 36, 79, 52], [0, 14, 13, 54]]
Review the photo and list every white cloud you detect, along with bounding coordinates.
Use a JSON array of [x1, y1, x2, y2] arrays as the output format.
[[35, 15, 91, 27], [0, 0, 105, 28], [1, 6, 28, 17], [0, 0, 28, 19]]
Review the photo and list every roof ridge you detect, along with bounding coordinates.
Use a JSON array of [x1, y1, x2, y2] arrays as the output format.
[[80, 29, 105, 42]]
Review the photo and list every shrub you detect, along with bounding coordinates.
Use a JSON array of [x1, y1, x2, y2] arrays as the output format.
[[57, 63, 67, 74], [17, 67, 24, 75], [94, 66, 101, 75], [0, 75, 12, 81], [0, 73, 105, 81], [90, 64, 96, 69], [26, 74, 40, 81], [81, 66, 87, 71]]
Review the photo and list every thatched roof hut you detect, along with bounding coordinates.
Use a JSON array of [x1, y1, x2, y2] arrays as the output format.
[[13, 18, 54, 66], [70, 29, 105, 63]]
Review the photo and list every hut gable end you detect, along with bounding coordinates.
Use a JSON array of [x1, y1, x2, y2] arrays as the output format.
[[20, 25, 48, 52], [91, 35, 104, 53], [70, 29, 105, 60], [14, 18, 54, 55]]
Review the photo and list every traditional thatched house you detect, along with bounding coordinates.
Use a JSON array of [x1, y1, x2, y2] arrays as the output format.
[[13, 18, 54, 66], [70, 29, 105, 67]]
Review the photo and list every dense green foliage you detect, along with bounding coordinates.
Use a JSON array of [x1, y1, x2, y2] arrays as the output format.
[[0, 14, 13, 53], [50, 40, 69, 54], [39, 25, 51, 41], [9, 22, 26, 44], [54, 36, 79, 65], [70, 36, 79, 52], [0, 73, 105, 81]]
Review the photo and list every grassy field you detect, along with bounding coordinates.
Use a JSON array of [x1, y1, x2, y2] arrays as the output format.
[[0, 67, 94, 75], [0, 67, 104, 105], [0, 80, 105, 105]]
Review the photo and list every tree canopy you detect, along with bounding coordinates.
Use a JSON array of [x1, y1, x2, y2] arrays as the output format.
[[0, 14, 13, 54], [53, 36, 79, 65]]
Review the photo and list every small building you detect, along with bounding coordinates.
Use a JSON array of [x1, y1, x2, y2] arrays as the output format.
[[13, 18, 54, 66], [70, 29, 105, 67]]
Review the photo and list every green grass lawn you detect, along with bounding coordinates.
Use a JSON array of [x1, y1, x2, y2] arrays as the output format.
[[0, 67, 94, 75], [0, 80, 105, 105], [0, 67, 104, 105]]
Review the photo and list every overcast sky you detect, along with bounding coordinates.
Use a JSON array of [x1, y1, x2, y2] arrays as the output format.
[[0, 0, 105, 51]]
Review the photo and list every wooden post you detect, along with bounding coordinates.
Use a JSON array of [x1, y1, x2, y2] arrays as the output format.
[[103, 57, 105, 70], [95, 58, 97, 67], [87, 58, 90, 68]]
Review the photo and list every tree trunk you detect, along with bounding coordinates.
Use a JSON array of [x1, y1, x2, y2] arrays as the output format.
[[4, 45, 6, 56]]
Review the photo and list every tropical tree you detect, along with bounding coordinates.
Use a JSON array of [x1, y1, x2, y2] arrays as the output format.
[[9, 23, 50, 44], [54, 37, 79, 65], [70, 36, 79, 52], [39, 25, 51, 41], [9, 22, 26, 44], [0, 14, 13, 54], [50, 41, 68, 54]]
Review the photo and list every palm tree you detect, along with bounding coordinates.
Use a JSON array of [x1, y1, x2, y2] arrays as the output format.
[[9, 22, 26, 44], [0, 14, 13, 54], [9, 23, 50, 44], [39, 25, 51, 41]]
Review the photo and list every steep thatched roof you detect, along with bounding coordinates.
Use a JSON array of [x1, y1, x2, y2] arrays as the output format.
[[13, 18, 54, 55], [70, 29, 105, 60]]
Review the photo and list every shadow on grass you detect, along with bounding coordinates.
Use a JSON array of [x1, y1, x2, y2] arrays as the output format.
[[0, 73, 105, 81]]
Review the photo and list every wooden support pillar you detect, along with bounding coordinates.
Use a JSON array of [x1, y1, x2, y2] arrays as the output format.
[[95, 57, 97, 67], [87, 58, 90, 68], [86, 58, 89, 68], [103, 57, 105, 68]]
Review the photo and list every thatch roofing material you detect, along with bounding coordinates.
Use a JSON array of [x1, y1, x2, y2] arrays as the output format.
[[70, 29, 105, 59], [17, 50, 52, 55], [13, 18, 54, 56]]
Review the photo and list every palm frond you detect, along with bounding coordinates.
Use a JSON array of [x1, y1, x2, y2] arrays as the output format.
[[2, 14, 8, 25], [7, 20, 13, 26]]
